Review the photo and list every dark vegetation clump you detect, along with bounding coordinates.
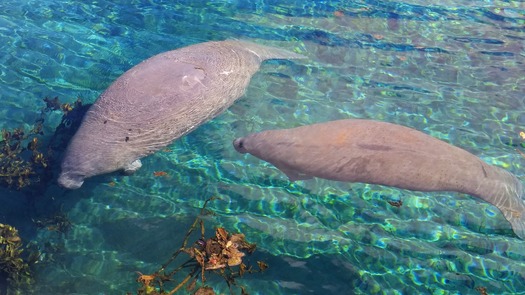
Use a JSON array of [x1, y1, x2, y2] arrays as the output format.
[[0, 213, 72, 294], [33, 211, 72, 236], [0, 123, 47, 189], [0, 97, 89, 192], [0, 223, 34, 295]]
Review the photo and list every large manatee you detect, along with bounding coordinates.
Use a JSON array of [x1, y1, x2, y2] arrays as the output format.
[[58, 40, 304, 189], [233, 119, 525, 239]]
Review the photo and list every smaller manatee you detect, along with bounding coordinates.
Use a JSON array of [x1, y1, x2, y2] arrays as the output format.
[[233, 119, 525, 239]]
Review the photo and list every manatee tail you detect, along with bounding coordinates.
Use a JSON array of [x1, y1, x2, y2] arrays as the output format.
[[227, 40, 306, 61], [501, 181, 525, 239], [485, 170, 525, 239]]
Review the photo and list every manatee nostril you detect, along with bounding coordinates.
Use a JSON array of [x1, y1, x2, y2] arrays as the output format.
[[233, 138, 247, 153]]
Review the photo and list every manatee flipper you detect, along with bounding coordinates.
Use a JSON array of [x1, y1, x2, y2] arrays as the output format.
[[277, 166, 313, 181], [487, 177, 525, 239], [123, 160, 142, 175], [503, 204, 525, 239]]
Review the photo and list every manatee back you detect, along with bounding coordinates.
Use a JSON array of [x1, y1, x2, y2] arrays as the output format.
[[91, 40, 303, 155]]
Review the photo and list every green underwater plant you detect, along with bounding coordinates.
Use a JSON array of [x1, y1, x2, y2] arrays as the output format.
[[0, 223, 33, 294], [133, 198, 267, 295]]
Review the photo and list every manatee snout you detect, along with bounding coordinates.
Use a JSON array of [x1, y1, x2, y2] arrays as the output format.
[[58, 151, 89, 189], [57, 171, 85, 189], [233, 137, 248, 154]]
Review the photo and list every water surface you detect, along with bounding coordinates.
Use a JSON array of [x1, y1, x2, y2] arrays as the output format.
[[1, 0, 525, 294]]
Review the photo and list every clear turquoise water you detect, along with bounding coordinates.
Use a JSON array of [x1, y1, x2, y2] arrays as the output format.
[[1, 0, 525, 294]]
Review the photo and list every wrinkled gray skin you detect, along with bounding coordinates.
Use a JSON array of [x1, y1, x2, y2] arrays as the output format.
[[58, 40, 303, 189], [234, 119, 525, 239]]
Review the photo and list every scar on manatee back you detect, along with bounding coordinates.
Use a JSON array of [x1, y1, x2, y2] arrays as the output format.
[[480, 162, 488, 178], [357, 143, 393, 151]]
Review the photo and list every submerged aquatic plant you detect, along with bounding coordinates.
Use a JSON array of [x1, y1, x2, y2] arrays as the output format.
[[133, 198, 267, 295], [0, 124, 47, 189], [33, 211, 72, 235], [0, 223, 33, 294]]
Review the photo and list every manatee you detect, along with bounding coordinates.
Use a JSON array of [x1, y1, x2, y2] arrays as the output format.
[[233, 119, 525, 239], [58, 40, 304, 189]]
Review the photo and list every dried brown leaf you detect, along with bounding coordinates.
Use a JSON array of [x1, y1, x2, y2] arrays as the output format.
[[257, 261, 268, 271], [216, 228, 228, 242], [239, 263, 247, 276]]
